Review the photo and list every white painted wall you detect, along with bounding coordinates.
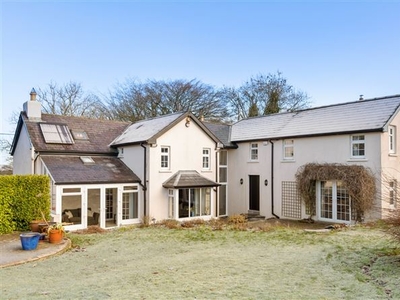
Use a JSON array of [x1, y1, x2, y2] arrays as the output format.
[[379, 112, 400, 218], [228, 130, 391, 222], [12, 123, 34, 175], [144, 118, 218, 221]]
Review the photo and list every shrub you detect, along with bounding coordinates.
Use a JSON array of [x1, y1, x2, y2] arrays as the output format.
[[0, 175, 50, 234]]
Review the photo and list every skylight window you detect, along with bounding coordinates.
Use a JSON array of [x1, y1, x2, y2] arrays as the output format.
[[40, 123, 74, 144], [71, 130, 89, 140], [80, 156, 95, 165]]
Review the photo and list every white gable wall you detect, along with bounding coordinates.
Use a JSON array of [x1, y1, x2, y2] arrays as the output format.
[[119, 117, 218, 221], [147, 118, 218, 221], [12, 124, 34, 175]]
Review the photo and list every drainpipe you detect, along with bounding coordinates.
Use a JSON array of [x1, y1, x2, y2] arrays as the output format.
[[140, 143, 148, 217], [269, 140, 280, 219]]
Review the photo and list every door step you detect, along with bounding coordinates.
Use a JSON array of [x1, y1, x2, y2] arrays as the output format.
[[242, 213, 265, 221]]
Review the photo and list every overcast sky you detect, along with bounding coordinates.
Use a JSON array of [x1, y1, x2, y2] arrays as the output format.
[[1, 1, 399, 164]]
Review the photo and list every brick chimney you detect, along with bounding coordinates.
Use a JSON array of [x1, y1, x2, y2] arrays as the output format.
[[23, 88, 42, 121]]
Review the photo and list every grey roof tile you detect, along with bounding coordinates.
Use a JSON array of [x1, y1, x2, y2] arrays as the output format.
[[23, 113, 131, 154], [162, 170, 220, 188], [41, 156, 140, 184], [231, 95, 400, 141], [110, 112, 185, 146]]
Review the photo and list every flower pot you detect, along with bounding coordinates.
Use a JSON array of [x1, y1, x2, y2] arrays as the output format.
[[30, 220, 44, 232], [20, 232, 41, 250], [48, 229, 63, 244]]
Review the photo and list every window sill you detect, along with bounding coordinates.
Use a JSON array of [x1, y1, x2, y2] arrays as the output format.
[[347, 158, 368, 162], [389, 153, 397, 157], [247, 160, 259, 163], [281, 159, 295, 163], [159, 170, 172, 173], [201, 170, 212, 173]]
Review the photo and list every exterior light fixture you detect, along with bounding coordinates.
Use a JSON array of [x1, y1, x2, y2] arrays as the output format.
[[240, 178, 243, 185]]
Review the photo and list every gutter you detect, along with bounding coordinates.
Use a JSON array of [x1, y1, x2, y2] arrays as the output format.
[[140, 143, 148, 217], [269, 140, 280, 219]]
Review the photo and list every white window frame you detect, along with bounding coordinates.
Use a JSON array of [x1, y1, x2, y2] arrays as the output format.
[[218, 150, 228, 216], [161, 146, 170, 170], [283, 139, 294, 160], [351, 135, 365, 158], [202, 148, 211, 170], [316, 181, 351, 224], [389, 126, 396, 154], [250, 143, 258, 161]]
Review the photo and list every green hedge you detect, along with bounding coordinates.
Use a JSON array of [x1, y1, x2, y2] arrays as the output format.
[[0, 175, 51, 234]]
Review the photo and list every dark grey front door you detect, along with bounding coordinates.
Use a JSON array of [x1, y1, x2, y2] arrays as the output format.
[[249, 175, 260, 211]]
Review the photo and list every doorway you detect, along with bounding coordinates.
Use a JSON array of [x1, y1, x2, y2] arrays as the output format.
[[249, 175, 260, 211]]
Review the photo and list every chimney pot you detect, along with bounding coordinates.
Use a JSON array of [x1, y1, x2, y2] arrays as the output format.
[[30, 88, 37, 101], [359, 94, 364, 101]]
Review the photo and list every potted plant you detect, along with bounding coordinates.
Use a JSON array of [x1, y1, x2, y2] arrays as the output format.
[[47, 223, 65, 244]]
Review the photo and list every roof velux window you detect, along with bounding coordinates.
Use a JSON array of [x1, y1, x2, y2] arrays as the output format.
[[40, 123, 74, 144], [71, 130, 89, 140], [80, 156, 95, 165]]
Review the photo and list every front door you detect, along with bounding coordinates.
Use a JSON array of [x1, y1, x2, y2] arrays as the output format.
[[249, 175, 260, 211]]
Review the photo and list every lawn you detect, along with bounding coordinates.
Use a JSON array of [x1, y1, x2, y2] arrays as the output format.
[[1, 220, 399, 300]]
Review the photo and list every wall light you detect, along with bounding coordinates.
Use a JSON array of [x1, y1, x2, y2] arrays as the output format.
[[240, 178, 243, 185]]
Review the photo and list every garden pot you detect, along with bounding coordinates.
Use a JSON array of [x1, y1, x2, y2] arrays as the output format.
[[48, 229, 63, 244], [30, 220, 44, 232], [20, 232, 41, 250]]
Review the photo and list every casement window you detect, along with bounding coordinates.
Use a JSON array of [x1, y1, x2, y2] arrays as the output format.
[[351, 135, 365, 158], [389, 180, 398, 207], [161, 146, 170, 169], [250, 143, 258, 161], [202, 148, 211, 170], [283, 139, 294, 160], [389, 126, 396, 154]]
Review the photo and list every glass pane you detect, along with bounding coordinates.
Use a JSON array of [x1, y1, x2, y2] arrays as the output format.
[[219, 151, 227, 166], [320, 181, 333, 219], [122, 192, 138, 220], [61, 194, 82, 225], [219, 168, 227, 183], [179, 189, 189, 218], [336, 182, 350, 221], [218, 185, 227, 216]]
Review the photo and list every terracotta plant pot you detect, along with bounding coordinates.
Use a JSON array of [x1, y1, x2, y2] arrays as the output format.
[[30, 220, 44, 232], [48, 229, 64, 244]]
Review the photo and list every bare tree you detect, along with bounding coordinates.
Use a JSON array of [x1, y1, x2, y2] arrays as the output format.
[[105, 79, 230, 122], [222, 71, 311, 121], [37, 81, 106, 118]]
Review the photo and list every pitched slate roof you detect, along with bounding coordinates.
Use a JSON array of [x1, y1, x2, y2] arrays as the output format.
[[110, 112, 222, 146], [162, 170, 220, 188], [12, 113, 130, 155], [41, 155, 140, 184], [203, 122, 237, 148], [110, 112, 186, 146], [231, 95, 400, 142]]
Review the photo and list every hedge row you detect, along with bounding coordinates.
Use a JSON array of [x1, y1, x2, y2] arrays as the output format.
[[0, 175, 51, 234]]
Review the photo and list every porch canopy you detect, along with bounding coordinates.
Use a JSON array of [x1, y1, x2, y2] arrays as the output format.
[[162, 170, 220, 188], [41, 155, 141, 184]]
